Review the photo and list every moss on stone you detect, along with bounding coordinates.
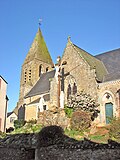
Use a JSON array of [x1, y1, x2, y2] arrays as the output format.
[[24, 28, 53, 65]]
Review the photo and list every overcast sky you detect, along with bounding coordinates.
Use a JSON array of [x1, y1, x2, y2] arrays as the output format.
[[0, 0, 120, 112]]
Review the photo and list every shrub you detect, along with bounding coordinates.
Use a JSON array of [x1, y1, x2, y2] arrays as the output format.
[[14, 119, 26, 129], [109, 117, 120, 142], [68, 91, 100, 121], [70, 110, 91, 131]]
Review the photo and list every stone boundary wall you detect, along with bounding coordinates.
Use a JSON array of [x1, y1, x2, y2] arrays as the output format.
[[36, 126, 120, 160], [0, 133, 36, 160], [36, 147, 120, 160], [0, 147, 35, 160], [36, 137, 120, 160], [0, 126, 120, 160]]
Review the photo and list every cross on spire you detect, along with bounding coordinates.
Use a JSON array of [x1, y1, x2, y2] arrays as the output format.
[[39, 18, 42, 27]]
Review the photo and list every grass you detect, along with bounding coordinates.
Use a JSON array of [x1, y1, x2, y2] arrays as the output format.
[[65, 128, 84, 140], [0, 125, 109, 144], [89, 134, 108, 143], [11, 123, 43, 134], [1, 121, 119, 144]]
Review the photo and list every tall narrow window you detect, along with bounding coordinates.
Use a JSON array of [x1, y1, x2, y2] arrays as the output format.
[[73, 83, 77, 95], [67, 84, 71, 99], [39, 65, 42, 77]]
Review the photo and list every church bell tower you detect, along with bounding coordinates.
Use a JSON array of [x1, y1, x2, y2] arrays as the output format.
[[18, 27, 53, 112]]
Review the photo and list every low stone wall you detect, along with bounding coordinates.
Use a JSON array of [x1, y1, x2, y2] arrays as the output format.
[[0, 147, 35, 160], [36, 147, 120, 160], [36, 126, 120, 160], [0, 133, 36, 160], [0, 126, 120, 160]]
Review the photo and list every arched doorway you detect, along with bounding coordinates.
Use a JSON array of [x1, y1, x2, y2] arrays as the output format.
[[105, 102, 113, 124]]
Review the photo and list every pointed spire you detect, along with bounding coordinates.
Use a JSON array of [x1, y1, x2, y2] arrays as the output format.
[[24, 27, 53, 65]]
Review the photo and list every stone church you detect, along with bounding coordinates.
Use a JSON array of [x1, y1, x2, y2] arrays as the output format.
[[16, 27, 120, 126]]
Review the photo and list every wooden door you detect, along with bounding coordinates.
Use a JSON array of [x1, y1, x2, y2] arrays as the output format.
[[105, 103, 113, 124]]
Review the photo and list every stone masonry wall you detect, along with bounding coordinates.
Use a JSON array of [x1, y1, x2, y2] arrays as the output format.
[[0, 126, 120, 160], [19, 59, 52, 108], [0, 133, 36, 160], [36, 126, 120, 160], [61, 40, 98, 104], [98, 80, 120, 124]]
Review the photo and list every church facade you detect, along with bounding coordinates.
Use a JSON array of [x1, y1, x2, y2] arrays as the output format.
[[17, 27, 120, 126]]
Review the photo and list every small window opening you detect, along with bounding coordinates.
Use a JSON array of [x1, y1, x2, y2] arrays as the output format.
[[46, 67, 49, 72], [43, 105, 46, 110], [39, 65, 42, 77]]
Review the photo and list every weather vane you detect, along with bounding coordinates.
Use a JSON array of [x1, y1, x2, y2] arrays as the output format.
[[39, 18, 42, 27]]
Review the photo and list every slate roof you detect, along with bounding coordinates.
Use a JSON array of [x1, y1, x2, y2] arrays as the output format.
[[25, 70, 55, 98], [95, 48, 120, 74], [95, 48, 120, 82], [27, 94, 50, 105], [103, 72, 120, 82], [24, 28, 53, 65], [73, 44, 107, 82], [0, 75, 8, 84], [7, 111, 16, 117], [7, 112, 13, 117]]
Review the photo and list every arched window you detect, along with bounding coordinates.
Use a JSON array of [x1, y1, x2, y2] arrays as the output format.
[[73, 83, 77, 95], [39, 65, 42, 77], [67, 84, 71, 99]]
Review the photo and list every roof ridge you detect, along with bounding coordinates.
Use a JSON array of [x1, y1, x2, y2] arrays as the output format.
[[96, 48, 120, 56], [70, 43, 89, 65]]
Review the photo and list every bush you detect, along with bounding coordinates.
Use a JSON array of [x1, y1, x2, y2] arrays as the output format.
[[14, 119, 26, 129], [70, 110, 91, 131], [109, 117, 120, 142], [68, 91, 100, 121]]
